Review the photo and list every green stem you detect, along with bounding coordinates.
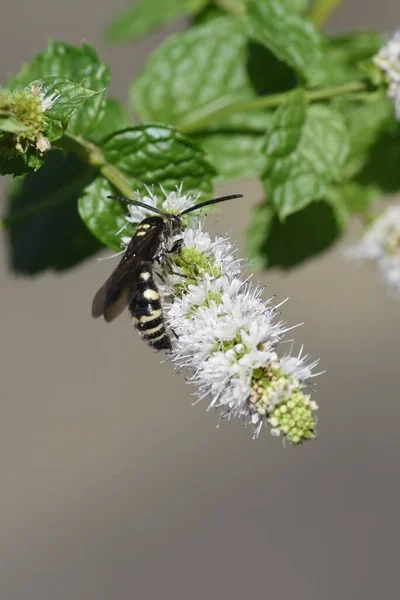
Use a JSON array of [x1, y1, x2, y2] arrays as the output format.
[[308, 0, 344, 28], [54, 133, 136, 199], [180, 81, 366, 135]]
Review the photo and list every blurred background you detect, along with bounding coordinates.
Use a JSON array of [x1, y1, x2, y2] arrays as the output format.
[[1, 1, 399, 599]]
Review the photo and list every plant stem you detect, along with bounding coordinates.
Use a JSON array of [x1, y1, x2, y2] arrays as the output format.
[[54, 133, 136, 199], [308, 0, 344, 28], [180, 81, 366, 134]]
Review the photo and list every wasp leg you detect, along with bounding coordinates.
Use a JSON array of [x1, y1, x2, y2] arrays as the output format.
[[172, 270, 196, 280], [164, 259, 197, 281]]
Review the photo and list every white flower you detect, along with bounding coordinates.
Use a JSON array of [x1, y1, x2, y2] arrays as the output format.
[[161, 184, 197, 214], [125, 186, 159, 224], [125, 185, 199, 225], [374, 31, 400, 119], [121, 187, 321, 443], [347, 204, 400, 297], [163, 222, 320, 443]]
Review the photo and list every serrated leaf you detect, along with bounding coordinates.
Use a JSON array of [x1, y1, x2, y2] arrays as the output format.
[[30, 77, 100, 141], [8, 41, 110, 138], [79, 124, 217, 250], [106, 0, 208, 43], [103, 125, 216, 193], [193, 110, 272, 181], [246, 0, 324, 84], [4, 152, 101, 274], [132, 17, 256, 127], [38, 77, 98, 126], [196, 131, 265, 181], [247, 197, 347, 270], [261, 90, 349, 219]]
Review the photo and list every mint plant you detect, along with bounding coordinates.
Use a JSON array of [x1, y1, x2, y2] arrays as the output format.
[[1, 0, 400, 441], [1, 0, 398, 276]]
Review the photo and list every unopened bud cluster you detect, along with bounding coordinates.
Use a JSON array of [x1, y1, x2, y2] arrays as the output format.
[[0, 83, 52, 159]]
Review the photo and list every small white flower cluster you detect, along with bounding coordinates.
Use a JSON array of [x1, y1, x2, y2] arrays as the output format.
[[347, 203, 400, 297], [374, 31, 400, 119], [124, 187, 321, 444]]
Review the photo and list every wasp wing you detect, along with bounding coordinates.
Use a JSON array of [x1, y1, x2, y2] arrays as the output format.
[[92, 221, 163, 323]]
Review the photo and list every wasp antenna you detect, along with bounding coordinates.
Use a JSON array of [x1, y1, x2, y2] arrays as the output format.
[[107, 195, 165, 216], [179, 194, 243, 217]]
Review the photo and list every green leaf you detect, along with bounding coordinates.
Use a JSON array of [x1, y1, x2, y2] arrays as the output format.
[[8, 41, 110, 139], [78, 178, 129, 252], [327, 181, 380, 215], [132, 17, 295, 179], [0, 147, 44, 176], [192, 3, 225, 24], [89, 97, 130, 143], [193, 0, 309, 23], [106, 0, 208, 43], [357, 59, 384, 87], [32, 77, 100, 141], [103, 125, 216, 193], [195, 131, 265, 180], [132, 17, 256, 127], [309, 32, 385, 87], [247, 197, 347, 270], [261, 90, 349, 219], [327, 31, 384, 65], [291, 0, 310, 11], [246, 0, 324, 84], [193, 110, 272, 180], [79, 124, 217, 249], [355, 129, 400, 196], [246, 42, 297, 96], [4, 152, 101, 274], [340, 94, 395, 179], [0, 111, 27, 134]]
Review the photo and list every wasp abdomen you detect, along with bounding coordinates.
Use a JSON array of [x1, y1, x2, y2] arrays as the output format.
[[130, 264, 171, 351]]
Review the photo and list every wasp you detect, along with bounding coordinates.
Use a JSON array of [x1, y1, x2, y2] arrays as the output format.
[[92, 193, 242, 351]]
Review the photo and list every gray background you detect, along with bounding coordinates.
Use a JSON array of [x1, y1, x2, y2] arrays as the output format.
[[1, 2, 399, 599]]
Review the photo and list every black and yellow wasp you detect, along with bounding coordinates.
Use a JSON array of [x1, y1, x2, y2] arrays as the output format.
[[92, 193, 242, 351]]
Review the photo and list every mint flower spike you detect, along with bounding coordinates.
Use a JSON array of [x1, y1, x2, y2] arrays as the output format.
[[122, 187, 321, 445], [347, 203, 400, 297], [374, 30, 400, 119]]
